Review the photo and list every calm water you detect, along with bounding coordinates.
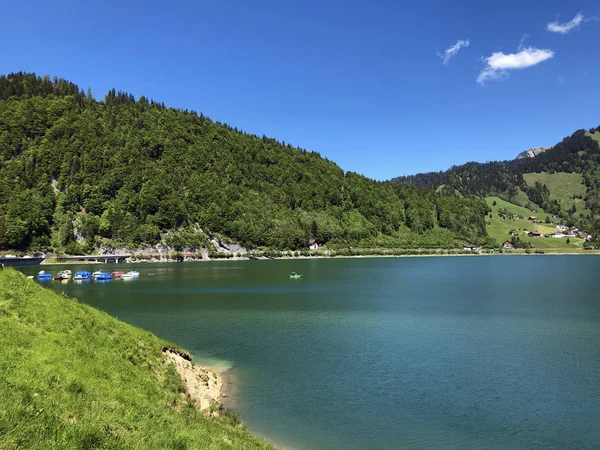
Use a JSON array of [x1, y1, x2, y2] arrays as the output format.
[[23, 256, 600, 449]]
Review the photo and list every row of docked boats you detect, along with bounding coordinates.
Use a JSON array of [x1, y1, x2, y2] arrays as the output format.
[[36, 270, 139, 282]]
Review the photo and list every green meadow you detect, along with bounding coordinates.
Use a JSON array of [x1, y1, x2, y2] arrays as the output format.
[[522, 172, 586, 215], [0, 269, 270, 450], [485, 197, 584, 251]]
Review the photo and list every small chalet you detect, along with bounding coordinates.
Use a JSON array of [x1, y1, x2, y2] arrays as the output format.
[[528, 230, 541, 238], [503, 240, 514, 249], [570, 227, 580, 235], [463, 244, 479, 251], [528, 216, 537, 221], [508, 230, 518, 237], [308, 239, 319, 250], [556, 224, 568, 232]]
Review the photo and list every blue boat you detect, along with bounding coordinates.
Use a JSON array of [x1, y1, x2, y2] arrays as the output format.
[[73, 271, 92, 281], [37, 271, 52, 281], [94, 271, 112, 281]]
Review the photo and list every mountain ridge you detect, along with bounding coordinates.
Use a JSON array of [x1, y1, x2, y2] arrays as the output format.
[[516, 146, 551, 160]]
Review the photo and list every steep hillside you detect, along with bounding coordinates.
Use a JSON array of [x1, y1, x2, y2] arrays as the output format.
[[522, 172, 586, 216], [588, 131, 600, 145], [393, 126, 600, 243], [0, 73, 492, 252], [0, 269, 270, 449]]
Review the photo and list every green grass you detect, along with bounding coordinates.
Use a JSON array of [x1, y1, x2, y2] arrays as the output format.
[[485, 197, 584, 251], [0, 269, 271, 450], [522, 171, 586, 214], [509, 187, 534, 208], [434, 184, 463, 197]]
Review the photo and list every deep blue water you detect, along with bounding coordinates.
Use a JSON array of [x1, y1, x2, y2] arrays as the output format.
[[26, 256, 600, 449]]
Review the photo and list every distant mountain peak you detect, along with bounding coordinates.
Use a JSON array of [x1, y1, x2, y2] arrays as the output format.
[[516, 146, 551, 160]]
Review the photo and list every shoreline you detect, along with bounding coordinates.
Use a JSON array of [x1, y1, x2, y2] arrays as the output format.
[[220, 368, 237, 411], [195, 362, 280, 448], [163, 349, 222, 411], [36, 250, 600, 265]]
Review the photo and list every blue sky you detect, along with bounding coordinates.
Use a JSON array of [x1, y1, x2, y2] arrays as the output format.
[[1, 0, 599, 180]]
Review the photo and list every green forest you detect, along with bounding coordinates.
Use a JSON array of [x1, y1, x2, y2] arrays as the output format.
[[394, 128, 600, 241], [0, 73, 493, 253]]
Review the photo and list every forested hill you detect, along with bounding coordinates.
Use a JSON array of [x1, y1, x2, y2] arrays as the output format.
[[0, 72, 492, 253], [393, 127, 600, 235]]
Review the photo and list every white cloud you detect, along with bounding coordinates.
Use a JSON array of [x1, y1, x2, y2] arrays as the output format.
[[477, 47, 555, 85], [438, 39, 470, 65], [547, 13, 584, 34]]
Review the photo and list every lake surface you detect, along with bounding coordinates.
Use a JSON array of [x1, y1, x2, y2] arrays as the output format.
[[23, 256, 600, 449]]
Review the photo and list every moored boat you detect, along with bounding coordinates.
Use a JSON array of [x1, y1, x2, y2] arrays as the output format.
[[94, 271, 112, 281], [37, 271, 52, 281], [111, 271, 125, 278], [54, 270, 72, 280], [73, 271, 92, 281], [121, 270, 139, 280]]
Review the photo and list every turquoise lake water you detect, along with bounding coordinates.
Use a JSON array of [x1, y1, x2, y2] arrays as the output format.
[[24, 256, 600, 449]]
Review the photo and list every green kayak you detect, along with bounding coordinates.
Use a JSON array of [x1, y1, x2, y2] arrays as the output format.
[[289, 274, 303, 279]]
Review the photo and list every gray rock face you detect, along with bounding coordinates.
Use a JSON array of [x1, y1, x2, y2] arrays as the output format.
[[516, 146, 551, 159]]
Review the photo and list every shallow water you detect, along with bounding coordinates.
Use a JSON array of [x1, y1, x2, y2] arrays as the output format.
[[24, 256, 600, 449]]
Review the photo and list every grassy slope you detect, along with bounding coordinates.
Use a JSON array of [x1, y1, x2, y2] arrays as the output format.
[[0, 269, 270, 450], [522, 172, 586, 214], [485, 197, 584, 251], [510, 188, 534, 208]]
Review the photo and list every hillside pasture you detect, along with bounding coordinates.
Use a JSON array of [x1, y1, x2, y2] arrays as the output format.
[[523, 172, 586, 215], [485, 196, 583, 250]]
